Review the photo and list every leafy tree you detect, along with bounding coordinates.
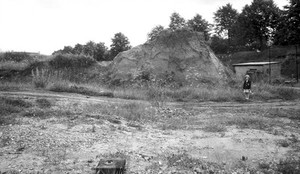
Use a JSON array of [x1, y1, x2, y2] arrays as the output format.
[[214, 3, 239, 44], [238, 0, 280, 49], [274, 0, 300, 45], [73, 43, 84, 55], [94, 42, 108, 61], [83, 41, 96, 57], [109, 32, 131, 59], [187, 14, 211, 40], [52, 46, 73, 55], [210, 35, 230, 54], [169, 12, 186, 31], [147, 25, 164, 41]]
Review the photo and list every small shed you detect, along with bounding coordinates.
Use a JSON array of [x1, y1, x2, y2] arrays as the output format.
[[233, 62, 281, 81]]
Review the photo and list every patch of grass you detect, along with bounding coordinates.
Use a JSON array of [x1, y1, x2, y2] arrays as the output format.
[[165, 152, 223, 172], [49, 83, 113, 97], [0, 60, 31, 71], [276, 139, 290, 147], [203, 123, 227, 132], [23, 109, 49, 119], [113, 88, 147, 100], [0, 97, 32, 125], [118, 103, 144, 122], [265, 108, 300, 120], [0, 81, 31, 91], [0, 52, 31, 62], [4, 97, 32, 108], [126, 122, 143, 130], [253, 83, 300, 101], [276, 87, 300, 100], [83, 102, 155, 123], [107, 117, 122, 124], [225, 116, 270, 130], [277, 156, 300, 174], [36, 98, 52, 108]]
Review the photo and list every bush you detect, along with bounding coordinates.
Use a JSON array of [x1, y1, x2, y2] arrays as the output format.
[[0, 52, 31, 62], [49, 54, 96, 70]]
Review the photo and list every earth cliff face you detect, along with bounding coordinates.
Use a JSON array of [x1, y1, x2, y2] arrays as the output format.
[[109, 29, 232, 86]]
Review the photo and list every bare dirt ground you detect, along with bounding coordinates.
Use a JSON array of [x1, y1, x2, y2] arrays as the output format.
[[0, 90, 300, 174]]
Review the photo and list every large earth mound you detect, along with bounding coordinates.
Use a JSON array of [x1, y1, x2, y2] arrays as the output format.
[[109, 29, 233, 86]]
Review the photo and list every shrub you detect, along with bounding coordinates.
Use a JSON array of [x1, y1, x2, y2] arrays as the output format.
[[0, 52, 31, 62], [49, 54, 96, 70]]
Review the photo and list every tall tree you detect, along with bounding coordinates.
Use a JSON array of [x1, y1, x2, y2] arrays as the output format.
[[238, 0, 280, 49], [147, 25, 164, 41], [187, 14, 211, 40], [169, 12, 186, 31], [73, 43, 84, 55], [94, 42, 108, 61], [214, 3, 239, 44], [275, 0, 300, 45], [83, 41, 96, 57], [109, 32, 131, 59]]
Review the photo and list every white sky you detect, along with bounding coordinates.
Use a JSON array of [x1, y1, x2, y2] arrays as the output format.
[[0, 0, 289, 55]]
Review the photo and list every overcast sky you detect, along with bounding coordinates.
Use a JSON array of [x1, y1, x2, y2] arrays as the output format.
[[0, 0, 289, 55]]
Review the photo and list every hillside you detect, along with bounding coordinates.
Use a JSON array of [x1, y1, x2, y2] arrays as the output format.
[[110, 29, 233, 87]]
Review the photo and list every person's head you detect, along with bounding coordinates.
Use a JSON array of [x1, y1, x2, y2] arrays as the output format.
[[245, 74, 250, 80]]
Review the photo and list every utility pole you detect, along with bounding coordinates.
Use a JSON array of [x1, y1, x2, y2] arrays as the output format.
[[296, 45, 298, 83], [269, 46, 271, 83]]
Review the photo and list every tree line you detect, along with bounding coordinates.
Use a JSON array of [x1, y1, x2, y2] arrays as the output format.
[[52, 32, 131, 61], [211, 0, 299, 53], [53, 0, 299, 60]]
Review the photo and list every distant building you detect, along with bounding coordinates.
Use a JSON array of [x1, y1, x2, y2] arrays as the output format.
[[233, 62, 281, 81]]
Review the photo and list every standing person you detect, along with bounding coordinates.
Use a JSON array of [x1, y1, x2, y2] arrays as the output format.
[[243, 74, 251, 100]]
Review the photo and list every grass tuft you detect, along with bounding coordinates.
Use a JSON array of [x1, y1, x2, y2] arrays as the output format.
[[36, 98, 52, 108]]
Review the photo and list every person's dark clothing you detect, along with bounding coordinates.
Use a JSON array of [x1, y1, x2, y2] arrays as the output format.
[[243, 80, 251, 89]]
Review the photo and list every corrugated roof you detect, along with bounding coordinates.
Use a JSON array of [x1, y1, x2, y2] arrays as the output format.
[[233, 61, 280, 66]]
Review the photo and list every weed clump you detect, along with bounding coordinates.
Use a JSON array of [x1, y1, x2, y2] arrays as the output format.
[[31, 68, 50, 88]]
